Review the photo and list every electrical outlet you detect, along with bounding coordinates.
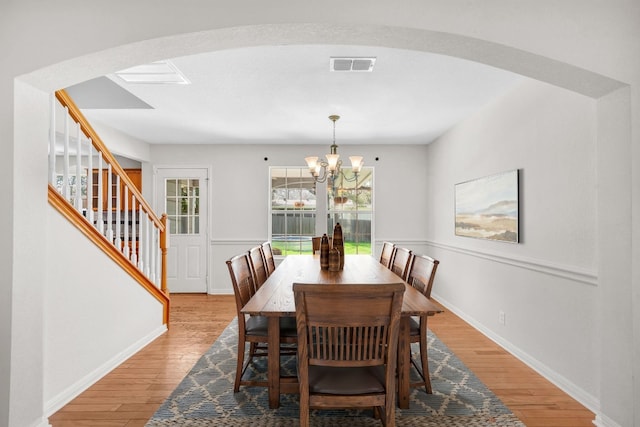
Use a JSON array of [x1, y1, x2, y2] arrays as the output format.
[[499, 310, 506, 325]]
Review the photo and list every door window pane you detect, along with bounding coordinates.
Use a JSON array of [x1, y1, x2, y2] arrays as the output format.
[[166, 178, 200, 235]]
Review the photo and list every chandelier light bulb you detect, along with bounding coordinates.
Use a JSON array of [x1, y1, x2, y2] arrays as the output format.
[[305, 156, 319, 174], [349, 156, 364, 173], [303, 115, 363, 184]]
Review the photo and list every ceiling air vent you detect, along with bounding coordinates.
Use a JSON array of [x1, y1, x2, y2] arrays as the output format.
[[330, 57, 376, 72]]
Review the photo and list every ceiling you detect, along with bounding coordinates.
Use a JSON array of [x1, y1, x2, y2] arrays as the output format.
[[66, 44, 524, 146]]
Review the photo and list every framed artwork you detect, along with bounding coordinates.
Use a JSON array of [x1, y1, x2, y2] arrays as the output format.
[[455, 169, 519, 243]]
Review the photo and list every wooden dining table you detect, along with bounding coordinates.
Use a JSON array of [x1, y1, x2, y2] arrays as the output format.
[[241, 254, 443, 409]]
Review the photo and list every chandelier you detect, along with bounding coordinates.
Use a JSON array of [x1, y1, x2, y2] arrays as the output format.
[[304, 115, 363, 184]]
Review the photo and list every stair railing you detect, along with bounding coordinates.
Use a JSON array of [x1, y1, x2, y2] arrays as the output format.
[[48, 89, 169, 323]]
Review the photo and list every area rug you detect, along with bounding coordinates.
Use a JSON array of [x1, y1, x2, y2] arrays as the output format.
[[146, 318, 525, 426]]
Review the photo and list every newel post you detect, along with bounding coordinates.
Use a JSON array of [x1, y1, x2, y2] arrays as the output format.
[[160, 214, 169, 296]]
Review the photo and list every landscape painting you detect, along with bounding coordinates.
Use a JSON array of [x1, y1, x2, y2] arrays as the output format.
[[455, 169, 519, 243]]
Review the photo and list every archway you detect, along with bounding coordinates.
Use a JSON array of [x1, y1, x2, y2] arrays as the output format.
[[11, 21, 633, 427]]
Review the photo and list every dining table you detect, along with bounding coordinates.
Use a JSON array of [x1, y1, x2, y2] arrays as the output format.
[[241, 253, 443, 409]]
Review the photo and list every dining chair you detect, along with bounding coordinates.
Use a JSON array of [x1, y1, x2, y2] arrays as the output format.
[[379, 241, 395, 268], [405, 254, 440, 394], [293, 282, 405, 427], [248, 245, 268, 289], [390, 247, 412, 280], [312, 236, 333, 254], [261, 241, 277, 276], [226, 253, 297, 392]]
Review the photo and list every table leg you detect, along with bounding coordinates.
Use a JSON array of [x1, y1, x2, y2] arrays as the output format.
[[268, 316, 281, 409], [397, 316, 410, 409]]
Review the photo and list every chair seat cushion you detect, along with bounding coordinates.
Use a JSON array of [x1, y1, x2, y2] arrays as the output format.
[[279, 316, 299, 337], [245, 315, 298, 338], [308, 365, 386, 395]]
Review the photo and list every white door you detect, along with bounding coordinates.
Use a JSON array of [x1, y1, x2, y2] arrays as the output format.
[[155, 168, 208, 293]]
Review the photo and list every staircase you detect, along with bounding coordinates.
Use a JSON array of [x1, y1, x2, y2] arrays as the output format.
[[48, 89, 170, 324]]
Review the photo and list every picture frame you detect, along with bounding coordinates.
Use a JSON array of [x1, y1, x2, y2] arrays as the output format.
[[455, 169, 519, 243]]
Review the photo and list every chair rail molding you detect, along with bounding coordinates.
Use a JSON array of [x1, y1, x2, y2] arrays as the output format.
[[211, 239, 270, 245], [425, 240, 598, 286]]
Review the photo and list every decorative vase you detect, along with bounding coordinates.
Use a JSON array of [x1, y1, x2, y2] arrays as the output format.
[[332, 223, 345, 270], [320, 234, 330, 270], [328, 247, 341, 272]]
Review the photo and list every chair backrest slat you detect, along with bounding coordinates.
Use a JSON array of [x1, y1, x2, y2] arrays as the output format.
[[248, 245, 268, 290], [226, 253, 258, 316], [406, 254, 440, 298], [379, 241, 395, 268], [261, 241, 276, 275], [390, 247, 412, 280]]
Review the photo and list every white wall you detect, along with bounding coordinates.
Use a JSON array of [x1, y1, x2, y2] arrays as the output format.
[[425, 79, 601, 405], [2, 2, 638, 426], [595, 86, 634, 426], [91, 121, 151, 163], [9, 80, 49, 427], [148, 143, 429, 294], [44, 205, 165, 416]]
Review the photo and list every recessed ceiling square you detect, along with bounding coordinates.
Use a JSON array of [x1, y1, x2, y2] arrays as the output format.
[[115, 60, 191, 85]]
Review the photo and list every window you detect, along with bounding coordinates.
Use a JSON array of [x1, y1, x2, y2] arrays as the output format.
[[165, 179, 200, 234], [270, 166, 374, 256], [270, 168, 317, 255], [56, 173, 87, 208], [327, 167, 373, 255]]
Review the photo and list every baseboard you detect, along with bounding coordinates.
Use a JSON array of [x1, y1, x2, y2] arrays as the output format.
[[207, 288, 233, 295], [29, 417, 51, 427], [432, 293, 600, 419], [44, 324, 167, 417], [593, 413, 623, 427]]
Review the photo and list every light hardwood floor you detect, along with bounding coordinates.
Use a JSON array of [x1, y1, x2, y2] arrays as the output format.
[[48, 294, 595, 426]]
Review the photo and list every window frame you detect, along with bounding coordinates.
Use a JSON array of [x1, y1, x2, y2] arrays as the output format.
[[269, 166, 374, 257], [165, 178, 201, 235], [269, 167, 318, 256]]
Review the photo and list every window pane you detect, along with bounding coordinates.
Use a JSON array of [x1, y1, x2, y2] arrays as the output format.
[[166, 198, 177, 215], [166, 180, 177, 197], [327, 167, 373, 255], [179, 179, 189, 196], [190, 180, 199, 195], [270, 167, 316, 255], [166, 178, 201, 235]]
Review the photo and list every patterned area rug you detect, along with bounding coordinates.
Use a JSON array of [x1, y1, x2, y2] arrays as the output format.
[[146, 319, 525, 426]]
